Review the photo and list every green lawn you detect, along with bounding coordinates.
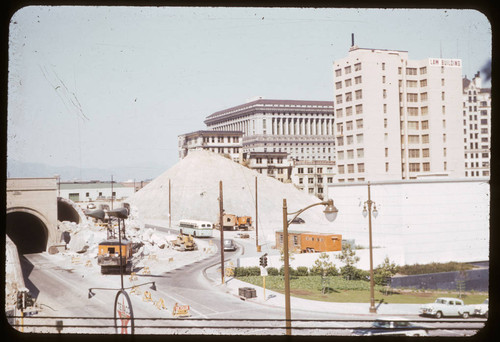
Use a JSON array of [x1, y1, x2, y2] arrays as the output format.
[[237, 275, 488, 305]]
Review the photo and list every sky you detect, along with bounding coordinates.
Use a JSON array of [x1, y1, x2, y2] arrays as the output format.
[[7, 6, 492, 181]]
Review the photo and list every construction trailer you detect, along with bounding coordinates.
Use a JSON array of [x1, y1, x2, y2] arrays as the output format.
[[222, 214, 238, 230], [275, 230, 342, 253]]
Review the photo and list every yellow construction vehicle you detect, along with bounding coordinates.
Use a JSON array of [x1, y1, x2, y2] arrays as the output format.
[[173, 234, 196, 251]]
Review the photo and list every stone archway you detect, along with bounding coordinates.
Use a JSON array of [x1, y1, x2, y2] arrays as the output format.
[[6, 209, 49, 254]]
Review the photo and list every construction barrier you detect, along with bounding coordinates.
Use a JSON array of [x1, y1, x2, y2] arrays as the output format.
[[142, 291, 152, 302], [172, 303, 190, 317], [155, 298, 167, 310]]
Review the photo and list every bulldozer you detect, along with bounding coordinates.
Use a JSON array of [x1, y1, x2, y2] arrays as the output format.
[[173, 234, 196, 251]]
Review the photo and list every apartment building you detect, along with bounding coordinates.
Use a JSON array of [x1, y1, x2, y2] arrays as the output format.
[[178, 130, 243, 162], [203, 98, 336, 191], [333, 45, 465, 182], [462, 72, 491, 177]]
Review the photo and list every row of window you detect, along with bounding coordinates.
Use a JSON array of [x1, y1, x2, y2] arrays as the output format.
[[297, 177, 334, 184], [297, 167, 334, 174], [337, 163, 365, 174], [334, 62, 362, 77], [337, 134, 364, 146], [335, 104, 363, 117], [335, 89, 363, 104], [202, 136, 240, 143]]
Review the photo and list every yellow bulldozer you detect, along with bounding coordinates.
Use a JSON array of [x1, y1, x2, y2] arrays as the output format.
[[173, 234, 196, 251]]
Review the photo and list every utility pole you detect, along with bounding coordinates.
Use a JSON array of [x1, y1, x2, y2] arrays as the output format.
[[219, 181, 224, 284], [255, 176, 259, 251], [169, 179, 172, 228], [111, 175, 114, 210]]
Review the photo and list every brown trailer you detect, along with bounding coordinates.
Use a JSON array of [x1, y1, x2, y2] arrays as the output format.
[[300, 233, 342, 253]]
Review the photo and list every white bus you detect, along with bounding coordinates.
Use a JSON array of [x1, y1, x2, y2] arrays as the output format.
[[178, 220, 213, 238]]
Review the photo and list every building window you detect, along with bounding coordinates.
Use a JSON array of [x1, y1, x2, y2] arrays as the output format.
[[357, 163, 365, 173], [354, 62, 362, 71], [345, 92, 352, 102], [355, 76, 362, 84], [335, 69, 342, 77], [408, 107, 418, 116], [420, 92, 428, 101], [409, 163, 420, 172], [408, 121, 419, 130], [356, 119, 363, 129], [256, 158, 262, 164], [346, 135, 353, 145], [407, 93, 418, 102], [421, 120, 429, 129], [346, 121, 353, 131], [338, 165, 345, 174], [346, 106, 353, 116], [406, 68, 417, 75], [357, 148, 364, 158], [356, 134, 364, 143], [335, 81, 342, 90], [355, 104, 363, 114], [422, 135, 430, 143], [420, 79, 427, 87], [408, 135, 420, 144], [336, 108, 343, 118], [423, 162, 430, 171], [345, 79, 352, 87], [337, 136, 344, 146], [355, 89, 363, 100], [347, 150, 354, 159], [338, 151, 344, 160], [336, 94, 342, 104], [347, 164, 355, 173], [406, 80, 417, 87], [409, 149, 420, 158], [420, 66, 427, 74], [345, 65, 352, 74]]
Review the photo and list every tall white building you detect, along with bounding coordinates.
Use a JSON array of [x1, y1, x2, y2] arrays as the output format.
[[332, 45, 465, 182], [462, 72, 491, 178]]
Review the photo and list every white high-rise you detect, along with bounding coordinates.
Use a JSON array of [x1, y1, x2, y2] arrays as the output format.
[[462, 72, 491, 178], [333, 45, 465, 182]]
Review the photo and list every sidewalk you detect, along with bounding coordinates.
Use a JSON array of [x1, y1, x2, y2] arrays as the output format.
[[206, 267, 421, 317]]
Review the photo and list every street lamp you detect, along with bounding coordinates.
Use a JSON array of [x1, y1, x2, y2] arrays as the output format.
[[362, 181, 378, 313], [282, 198, 339, 335]]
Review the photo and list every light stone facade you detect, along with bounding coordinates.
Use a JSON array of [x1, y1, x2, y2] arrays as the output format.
[[333, 46, 465, 182]]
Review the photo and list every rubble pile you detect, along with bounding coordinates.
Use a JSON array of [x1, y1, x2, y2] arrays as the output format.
[[128, 150, 335, 243]]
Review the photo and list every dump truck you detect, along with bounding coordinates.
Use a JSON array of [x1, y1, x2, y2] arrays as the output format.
[[237, 216, 252, 230], [173, 234, 196, 251]]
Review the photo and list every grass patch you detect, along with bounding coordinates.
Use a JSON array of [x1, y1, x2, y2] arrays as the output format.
[[237, 275, 488, 304]]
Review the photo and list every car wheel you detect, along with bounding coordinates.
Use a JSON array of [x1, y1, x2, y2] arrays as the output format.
[[462, 312, 470, 319], [435, 311, 443, 319]]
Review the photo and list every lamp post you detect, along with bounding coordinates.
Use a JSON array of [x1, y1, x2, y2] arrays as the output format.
[[282, 198, 338, 335], [362, 181, 378, 314]]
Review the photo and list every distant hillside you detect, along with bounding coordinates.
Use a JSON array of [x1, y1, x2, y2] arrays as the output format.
[[6, 159, 166, 182]]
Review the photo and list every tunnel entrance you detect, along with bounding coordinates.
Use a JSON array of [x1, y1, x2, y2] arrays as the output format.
[[6, 212, 48, 254], [57, 199, 81, 223]]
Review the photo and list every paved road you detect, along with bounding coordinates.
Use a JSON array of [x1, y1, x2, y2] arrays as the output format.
[[12, 227, 486, 336]]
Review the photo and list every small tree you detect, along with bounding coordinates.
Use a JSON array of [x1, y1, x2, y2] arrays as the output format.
[[312, 253, 336, 294], [336, 244, 361, 280], [374, 256, 398, 294]]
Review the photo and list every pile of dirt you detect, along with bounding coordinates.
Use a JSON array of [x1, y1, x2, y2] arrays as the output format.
[[128, 150, 338, 243]]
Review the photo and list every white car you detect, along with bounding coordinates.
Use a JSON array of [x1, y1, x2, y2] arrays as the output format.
[[420, 297, 474, 319], [352, 317, 428, 336], [474, 298, 488, 318]]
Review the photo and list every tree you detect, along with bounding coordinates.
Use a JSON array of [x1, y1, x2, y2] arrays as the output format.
[[311, 253, 337, 294], [374, 256, 398, 294], [336, 244, 361, 280]]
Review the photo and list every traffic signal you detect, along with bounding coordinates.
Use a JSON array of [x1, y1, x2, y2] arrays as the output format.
[[259, 253, 268, 268], [16, 292, 23, 310]]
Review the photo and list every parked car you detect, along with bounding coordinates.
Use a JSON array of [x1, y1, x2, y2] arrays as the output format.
[[223, 239, 237, 251], [473, 298, 488, 318], [352, 317, 428, 336], [420, 297, 474, 319]]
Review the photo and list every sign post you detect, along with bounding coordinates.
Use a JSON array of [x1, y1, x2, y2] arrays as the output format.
[[260, 266, 268, 300], [114, 290, 134, 335]]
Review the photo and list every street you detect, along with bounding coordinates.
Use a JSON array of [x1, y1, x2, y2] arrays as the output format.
[[11, 227, 486, 336]]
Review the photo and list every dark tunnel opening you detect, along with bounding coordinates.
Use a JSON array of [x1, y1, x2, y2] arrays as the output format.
[[57, 199, 80, 223], [6, 212, 48, 254]]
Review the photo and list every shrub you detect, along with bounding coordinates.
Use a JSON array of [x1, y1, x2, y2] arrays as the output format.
[[266, 267, 279, 276], [296, 266, 309, 276], [247, 266, 261, 276]]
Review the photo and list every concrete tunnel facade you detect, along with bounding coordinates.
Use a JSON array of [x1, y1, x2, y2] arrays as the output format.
[[6, 178, 83, 254]]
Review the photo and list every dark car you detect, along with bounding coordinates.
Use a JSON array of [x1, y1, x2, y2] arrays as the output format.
[[223, 239, 237, 251], [352, 317, 428, 337]]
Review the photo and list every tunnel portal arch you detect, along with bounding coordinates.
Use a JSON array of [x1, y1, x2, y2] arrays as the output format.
[[57, 198, 81, 223], [6, 208, 50, 254]]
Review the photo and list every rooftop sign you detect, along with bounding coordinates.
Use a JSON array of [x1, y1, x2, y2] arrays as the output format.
[[429, 58, 462, 67]]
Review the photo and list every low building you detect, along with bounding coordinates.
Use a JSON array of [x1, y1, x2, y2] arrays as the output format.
[[178, 130, 243, 163], [58, 181, 136, 204], [275, 230, 342, 253], [244, 151, 291, 182]]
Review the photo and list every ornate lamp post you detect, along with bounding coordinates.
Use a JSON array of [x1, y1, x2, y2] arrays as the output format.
[[282, 198, 339, 335], [362, 181, 378, 313]]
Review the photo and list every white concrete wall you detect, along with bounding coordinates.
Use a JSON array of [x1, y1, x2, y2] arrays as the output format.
[[324, 179, 489, 265]]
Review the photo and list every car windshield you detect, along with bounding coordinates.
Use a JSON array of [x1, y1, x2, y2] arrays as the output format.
[[435, 299, 447, 304], [372, 321, 391, 328]]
